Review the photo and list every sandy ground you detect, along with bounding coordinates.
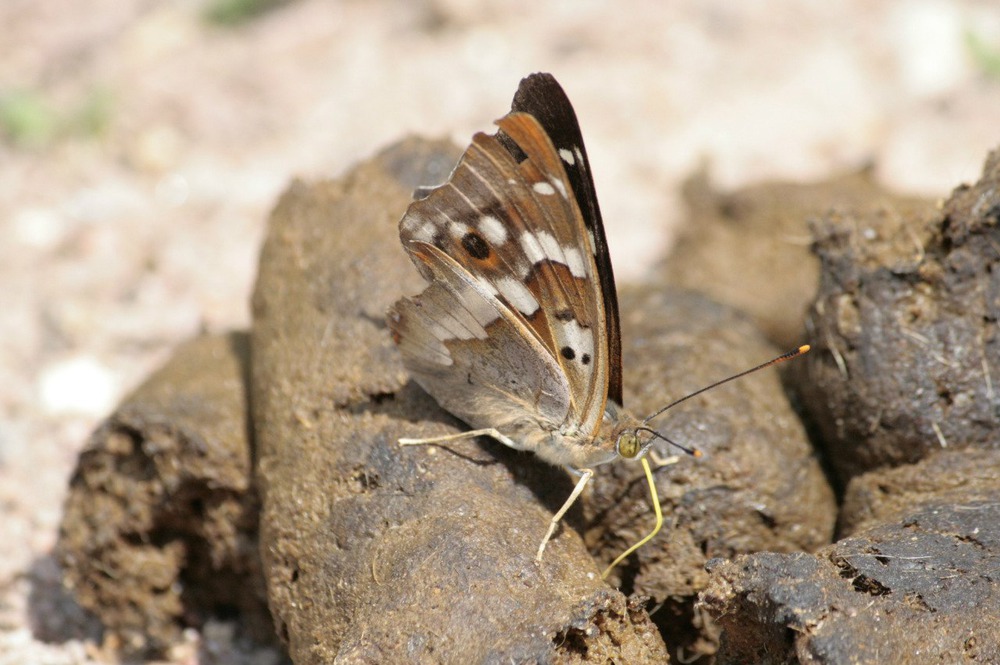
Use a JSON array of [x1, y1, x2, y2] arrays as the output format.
[[2, 0, 999, 662]]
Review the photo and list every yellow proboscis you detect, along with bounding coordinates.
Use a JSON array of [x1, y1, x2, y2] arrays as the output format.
[[601, 455, 663, 579]]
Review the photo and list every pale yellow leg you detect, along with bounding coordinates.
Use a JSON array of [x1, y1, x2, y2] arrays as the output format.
[[536, 468, 593, 561], [400, 427, 519, 449], [648, 449, 680, 468]]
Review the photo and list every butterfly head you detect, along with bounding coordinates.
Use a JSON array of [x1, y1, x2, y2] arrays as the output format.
[[604, 402, 660, 461], [604, 399, 655, 459], [615, 425, 688, 461], [605, 400, 699, 462]]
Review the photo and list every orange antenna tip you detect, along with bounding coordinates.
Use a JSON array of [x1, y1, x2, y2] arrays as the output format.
[[642, 345, 812, 426]]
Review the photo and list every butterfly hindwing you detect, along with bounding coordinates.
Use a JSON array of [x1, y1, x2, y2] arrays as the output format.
[[389, 241, 572, 433]]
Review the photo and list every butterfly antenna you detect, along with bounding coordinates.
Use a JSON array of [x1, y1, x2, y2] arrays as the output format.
[[635, 426, 701, 458], [642, 345, 810, 426]]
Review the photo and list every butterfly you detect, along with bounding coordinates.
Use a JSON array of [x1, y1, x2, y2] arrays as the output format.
[[386, 71, 667, 568], [387, 72, 807, 572]]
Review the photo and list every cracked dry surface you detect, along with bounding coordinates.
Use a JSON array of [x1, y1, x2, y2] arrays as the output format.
[[697, 147, 1000, 664], [50, 141, 1000, 663], [700, 499, 1000, 664], [691, 146, 1000, 664]]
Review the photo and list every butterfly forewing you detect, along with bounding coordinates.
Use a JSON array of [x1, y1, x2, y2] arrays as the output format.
[[491, 112, 610, 434], [500, 73, 623, 406]]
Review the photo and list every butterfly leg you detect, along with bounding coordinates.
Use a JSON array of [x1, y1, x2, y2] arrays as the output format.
[[536, 467, 593, 561], [399, 428, 520, 450], [647, 450, 680, 468]]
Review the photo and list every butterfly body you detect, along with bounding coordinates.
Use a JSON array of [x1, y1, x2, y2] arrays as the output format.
[[389, 73, 649, 560]]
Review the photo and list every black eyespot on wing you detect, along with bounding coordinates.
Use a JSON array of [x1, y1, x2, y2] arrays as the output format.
[[581, 353, 591, 365], [561, 346, 576, 360], [461, 232, 491, 260]]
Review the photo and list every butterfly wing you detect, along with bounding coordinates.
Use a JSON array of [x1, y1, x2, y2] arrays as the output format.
[[395, 98, 612, 442], [502, 73, 623, 406], [392, 74, 625, 466]]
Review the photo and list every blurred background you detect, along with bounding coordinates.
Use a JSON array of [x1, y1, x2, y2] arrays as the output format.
[[2, 0, 999, 661]]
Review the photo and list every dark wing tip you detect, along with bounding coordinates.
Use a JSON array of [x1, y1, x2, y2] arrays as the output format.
[[512, 72, 572, 117]]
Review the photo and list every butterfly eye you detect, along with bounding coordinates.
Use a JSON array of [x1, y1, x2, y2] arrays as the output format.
[[616, 431, 641, 459]]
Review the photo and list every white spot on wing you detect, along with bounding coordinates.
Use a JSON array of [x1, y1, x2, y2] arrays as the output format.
[[533, 181, 556, 196], [563, 246, 586, 278], [404, 212, 435, 243], [550, 178, 568, 199], [477, 215, 508, 244], [520, 230, 585, 277], [520, 231, 545, 265], [496, 276, 540, 316], [448, 221, 469, 239], [587, 229, 597, 255], [559, 148, 575, 165], [536, 230, 564, 264]]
